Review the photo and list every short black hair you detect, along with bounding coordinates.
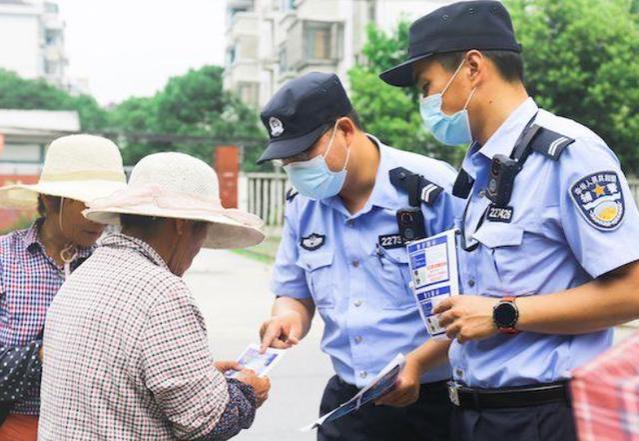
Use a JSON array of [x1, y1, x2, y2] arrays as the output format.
[[37, 194, 61, 217], [433, 50, 525, 83], [120, 214, 208, 234], [120, 214, 164, 231]]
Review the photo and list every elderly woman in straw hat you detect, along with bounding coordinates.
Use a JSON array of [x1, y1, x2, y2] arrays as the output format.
[[0, 134, 126, 440], [39, 151, 270, 440]]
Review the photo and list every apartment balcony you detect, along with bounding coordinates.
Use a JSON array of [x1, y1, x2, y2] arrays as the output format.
[[224, 59, 260, 84], [227, 11, 259, 39], [281, 18, 344, 72]]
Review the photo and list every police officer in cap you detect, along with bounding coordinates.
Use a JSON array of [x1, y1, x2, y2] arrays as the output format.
[[380, 1, 639, 440], [257, 72, 457, 441]]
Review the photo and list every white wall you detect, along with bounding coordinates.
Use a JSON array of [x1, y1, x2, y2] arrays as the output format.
[[0, 11, 42, 78]]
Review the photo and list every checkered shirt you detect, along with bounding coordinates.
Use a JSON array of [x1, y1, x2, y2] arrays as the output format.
[[39, 233, 246, 440], [572, 330, 639, 441], [0, 220, 91, 415]]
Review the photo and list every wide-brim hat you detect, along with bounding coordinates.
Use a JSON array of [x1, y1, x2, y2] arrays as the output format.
[[0, 134, 127, 208], [84, 152, 265, 250]]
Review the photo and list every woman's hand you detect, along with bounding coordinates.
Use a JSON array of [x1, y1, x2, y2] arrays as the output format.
[[214, 360, 242, 375], [237, 369, 271, 408]]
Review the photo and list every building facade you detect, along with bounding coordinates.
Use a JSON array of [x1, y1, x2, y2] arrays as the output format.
[[0, 0, 70, 90], [223, 0, 454, 108]]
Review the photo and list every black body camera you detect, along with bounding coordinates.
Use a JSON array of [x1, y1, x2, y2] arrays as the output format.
[[487, 154, 520, 207], [396, 207, 427, 242]]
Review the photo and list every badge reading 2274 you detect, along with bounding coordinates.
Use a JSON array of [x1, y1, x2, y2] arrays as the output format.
[[570, 171, 625, 231]]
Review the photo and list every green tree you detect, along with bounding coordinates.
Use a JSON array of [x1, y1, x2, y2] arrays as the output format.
[[506, 0, 639, 174], [110, 65, 267, 169], [349, 22, 466, 166], [0, 69, 108, 131], [108, 96, 159, 164]]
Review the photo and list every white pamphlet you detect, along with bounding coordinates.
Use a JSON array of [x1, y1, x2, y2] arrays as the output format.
[[301, 353, 406, 431], [406, 229, 460, 339], [225, 344, 286, 379]]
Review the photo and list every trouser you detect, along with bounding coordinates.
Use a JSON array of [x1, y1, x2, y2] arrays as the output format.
[[0, 414, 38, 441], [318, 375, 452, 441], [449, 382, 577, 441]]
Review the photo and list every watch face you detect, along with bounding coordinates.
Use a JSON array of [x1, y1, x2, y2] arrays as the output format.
[[494, 302, 518, 328]]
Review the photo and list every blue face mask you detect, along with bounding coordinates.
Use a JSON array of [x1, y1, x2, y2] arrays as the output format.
[[283, 123, 351, 200], [420, 60, 477, 146]]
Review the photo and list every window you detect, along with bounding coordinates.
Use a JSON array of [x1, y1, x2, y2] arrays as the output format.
[[286, 20, 342, 68], [227, 47, 237, 65], [304, 22, 337, 61], [281, 0, 296, 11], [45, 30, 58, 46], [279, 45, 288, 73], [237, 82, 259, 106]]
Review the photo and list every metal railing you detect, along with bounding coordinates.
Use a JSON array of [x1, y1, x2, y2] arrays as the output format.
[[245, 172, 289, 227], [246, 176, 639, 228]]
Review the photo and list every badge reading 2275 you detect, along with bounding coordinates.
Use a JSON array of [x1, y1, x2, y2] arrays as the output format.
[[570, 171, 625, 231]]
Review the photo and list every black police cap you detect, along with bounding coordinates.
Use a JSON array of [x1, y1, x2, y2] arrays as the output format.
[[257, 72, 352, 164], [380, 0, 521, 87]]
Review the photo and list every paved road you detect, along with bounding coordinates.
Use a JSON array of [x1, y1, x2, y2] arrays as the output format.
[[184, 249, 333, 441]]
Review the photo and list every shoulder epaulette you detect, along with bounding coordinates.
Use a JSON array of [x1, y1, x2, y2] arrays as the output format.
[[389, 167, 443, 206], [530, 126, 575, 160]]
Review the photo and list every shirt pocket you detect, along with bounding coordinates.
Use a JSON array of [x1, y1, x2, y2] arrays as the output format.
[[368, 246, 417, 310], [296, 250, 336, 309], [473, 222, 527, 294]]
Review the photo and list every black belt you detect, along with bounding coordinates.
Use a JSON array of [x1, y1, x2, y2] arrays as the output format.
[[448, 381, 571, 409]]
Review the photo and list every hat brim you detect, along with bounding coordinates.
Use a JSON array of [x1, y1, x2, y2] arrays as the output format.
[[84, 205, 266, 250], [379, 52, 434, 87], [257, 123, 330, 164], [0, 180, 127, 209]]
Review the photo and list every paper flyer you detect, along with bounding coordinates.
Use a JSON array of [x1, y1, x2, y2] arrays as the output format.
[[301, 353, 406, 431], [406, 229, 460, 339], [225, 343, 286, 379]]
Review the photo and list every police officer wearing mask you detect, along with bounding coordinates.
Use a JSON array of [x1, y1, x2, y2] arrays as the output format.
[[257, 72, 457, 441], [379, 1, 639, 441]]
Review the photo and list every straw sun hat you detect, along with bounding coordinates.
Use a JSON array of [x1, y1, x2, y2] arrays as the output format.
[[84, 152, 265, 250], [0, 134, 127, 209]]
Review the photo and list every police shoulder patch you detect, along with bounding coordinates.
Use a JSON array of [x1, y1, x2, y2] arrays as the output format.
[[300, 233, 325, 251], [570, 171, 625, 231]]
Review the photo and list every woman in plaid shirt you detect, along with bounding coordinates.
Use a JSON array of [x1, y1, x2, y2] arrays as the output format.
[[0, 135, 127, 440], [40, 152, 270, 440]]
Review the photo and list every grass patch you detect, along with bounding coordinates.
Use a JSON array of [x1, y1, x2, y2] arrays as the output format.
[[232, 235, 281, 264]]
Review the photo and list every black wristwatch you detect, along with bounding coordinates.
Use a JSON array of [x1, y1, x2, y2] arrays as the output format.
[[493, 296, 519, 335]]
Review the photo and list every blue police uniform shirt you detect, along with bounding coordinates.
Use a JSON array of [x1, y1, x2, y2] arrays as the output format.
[[271, 135, 457, 388], [452, 97, 639, 388]]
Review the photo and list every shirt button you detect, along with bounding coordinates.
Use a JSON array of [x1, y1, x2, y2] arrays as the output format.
[[354, 300, 363, 307], [354, 336, 363, 344], [347, 219, 355, 227], [352, 259, 360, 268], [479, 190, 486, 198], [468, 279, 476, 287], [360, 371, 368, 379]]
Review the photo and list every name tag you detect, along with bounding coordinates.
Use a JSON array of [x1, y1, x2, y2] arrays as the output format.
[[378, 234, 405, 249], [486, 205, 514, 223]]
